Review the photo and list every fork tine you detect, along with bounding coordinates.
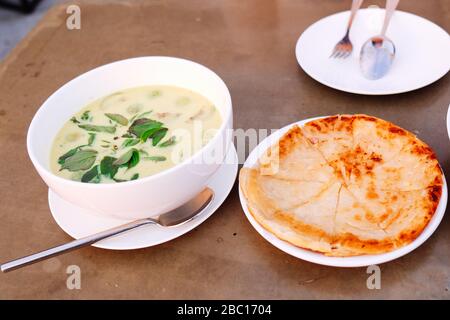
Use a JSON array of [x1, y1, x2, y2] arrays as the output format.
[[339, 51, 349, 59], [329, 48, 338, 58], [331, 48, 342, 58], [335, 51, 345, 58]]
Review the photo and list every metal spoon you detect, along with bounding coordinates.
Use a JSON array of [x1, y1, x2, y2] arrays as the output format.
[[360, 0, 400, 80], [1, 188, 214, 273]]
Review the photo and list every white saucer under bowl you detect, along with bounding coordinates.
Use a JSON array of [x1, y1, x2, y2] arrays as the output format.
[[295, 8, 450, 95], [49, 144, 238, 250], [239, 117, 448, 267]]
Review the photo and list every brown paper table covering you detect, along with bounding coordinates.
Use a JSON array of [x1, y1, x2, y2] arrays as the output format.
[[0, 0, 449, 299]]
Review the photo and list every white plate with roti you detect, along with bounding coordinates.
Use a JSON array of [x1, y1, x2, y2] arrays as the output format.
[[239, 115, 447, 267]]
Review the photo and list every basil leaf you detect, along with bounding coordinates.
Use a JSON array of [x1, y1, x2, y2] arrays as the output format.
[[159, 136, 176, 148], [151, 128, 168, 146], [144, 156, 167, 162], [140, 127, 163, 142], [58, 146, 81, 165], [100, 156, 119, 178], [122, 133, 133, 138], [122, 138, 140, 148], [128, 150, 140, 169], [81, 165, 99, 183], [105, 113, 128, 126], [128, 118, 163, 138], [113, 149, 134, 166], [113, 148, 140, 169], [70, 117, 80, 124], [113, 173, 139, 183], [138, 149, 149, 156], [136, 111, 152, 120], [60, 150, 97, 172], [78, 124, 116, 134], [88, 133, 96, 146], [129, 111, 152, 123], [81, 111, 90, 121]]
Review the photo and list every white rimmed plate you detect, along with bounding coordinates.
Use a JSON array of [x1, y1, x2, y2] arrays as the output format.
[[239, 117, 448, 267], [295, 9, 450, 95], [48, 144, 238, 250]]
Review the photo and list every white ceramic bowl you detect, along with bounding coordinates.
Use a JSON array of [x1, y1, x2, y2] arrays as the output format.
[[27, 57, 233, 220]]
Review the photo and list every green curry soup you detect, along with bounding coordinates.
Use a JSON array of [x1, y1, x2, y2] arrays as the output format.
[[50, 85, 222, 183]]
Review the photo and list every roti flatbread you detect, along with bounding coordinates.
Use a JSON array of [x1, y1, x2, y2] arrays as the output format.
[[239, 115, 443, 256]]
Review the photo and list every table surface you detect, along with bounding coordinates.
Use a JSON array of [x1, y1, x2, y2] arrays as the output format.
[[0, 0, 449, 299]]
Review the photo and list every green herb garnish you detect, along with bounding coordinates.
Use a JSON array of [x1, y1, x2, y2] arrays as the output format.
[[113, 173, 139, 183], [129, 111, 152, 123], [113, 149, 134, 166], [113, 148, 140, 168], [81, 165, 100, 183], [144, 156, 167, 162], [100, 156, 119, 178], [150, 128, 168, 146], [58, 133, 96, 164], [58, 146, 82, 165], [135, 111, 152, 121], [88, 133, 96, 146], [128, 118, 168, 145], [159, 136, 177, 147], [78, 124, 116, 134], [60, 149, 97, 172], [128, 118, 163, 138], [138, 149, 149, 156], [105, 113, 128, 126], [140, 127, 163, 142], [122, 138, 140, 148], [70, 117, 80, 124], [81, 111, 90, 121], [128, 150, 140, 169]]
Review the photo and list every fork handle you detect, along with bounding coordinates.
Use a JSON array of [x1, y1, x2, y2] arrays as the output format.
[[346, 0, 364, 32], [0, 218, 156, 273], [381, 0, 400, 36]]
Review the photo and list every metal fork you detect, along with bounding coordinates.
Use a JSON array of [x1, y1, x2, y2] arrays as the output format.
[[330, 0, 364, 58]]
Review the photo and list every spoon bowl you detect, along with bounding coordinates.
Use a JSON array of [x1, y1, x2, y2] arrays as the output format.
[[359, 0, 400, 80], [360, 35, 396, 80]]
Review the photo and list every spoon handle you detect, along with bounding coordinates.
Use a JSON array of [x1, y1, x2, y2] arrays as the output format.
[[0, 218, 155, 273], [346, 0, 364, 33], [381, 0, 400, 36]]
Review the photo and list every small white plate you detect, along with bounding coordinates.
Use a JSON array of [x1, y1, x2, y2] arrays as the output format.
[[49, 144, 238, 250], [239, 118, 448, 267], [295, 8, 450, 95]]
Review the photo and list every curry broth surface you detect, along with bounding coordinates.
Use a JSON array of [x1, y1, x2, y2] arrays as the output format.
[[50, 85, 222, 183]]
